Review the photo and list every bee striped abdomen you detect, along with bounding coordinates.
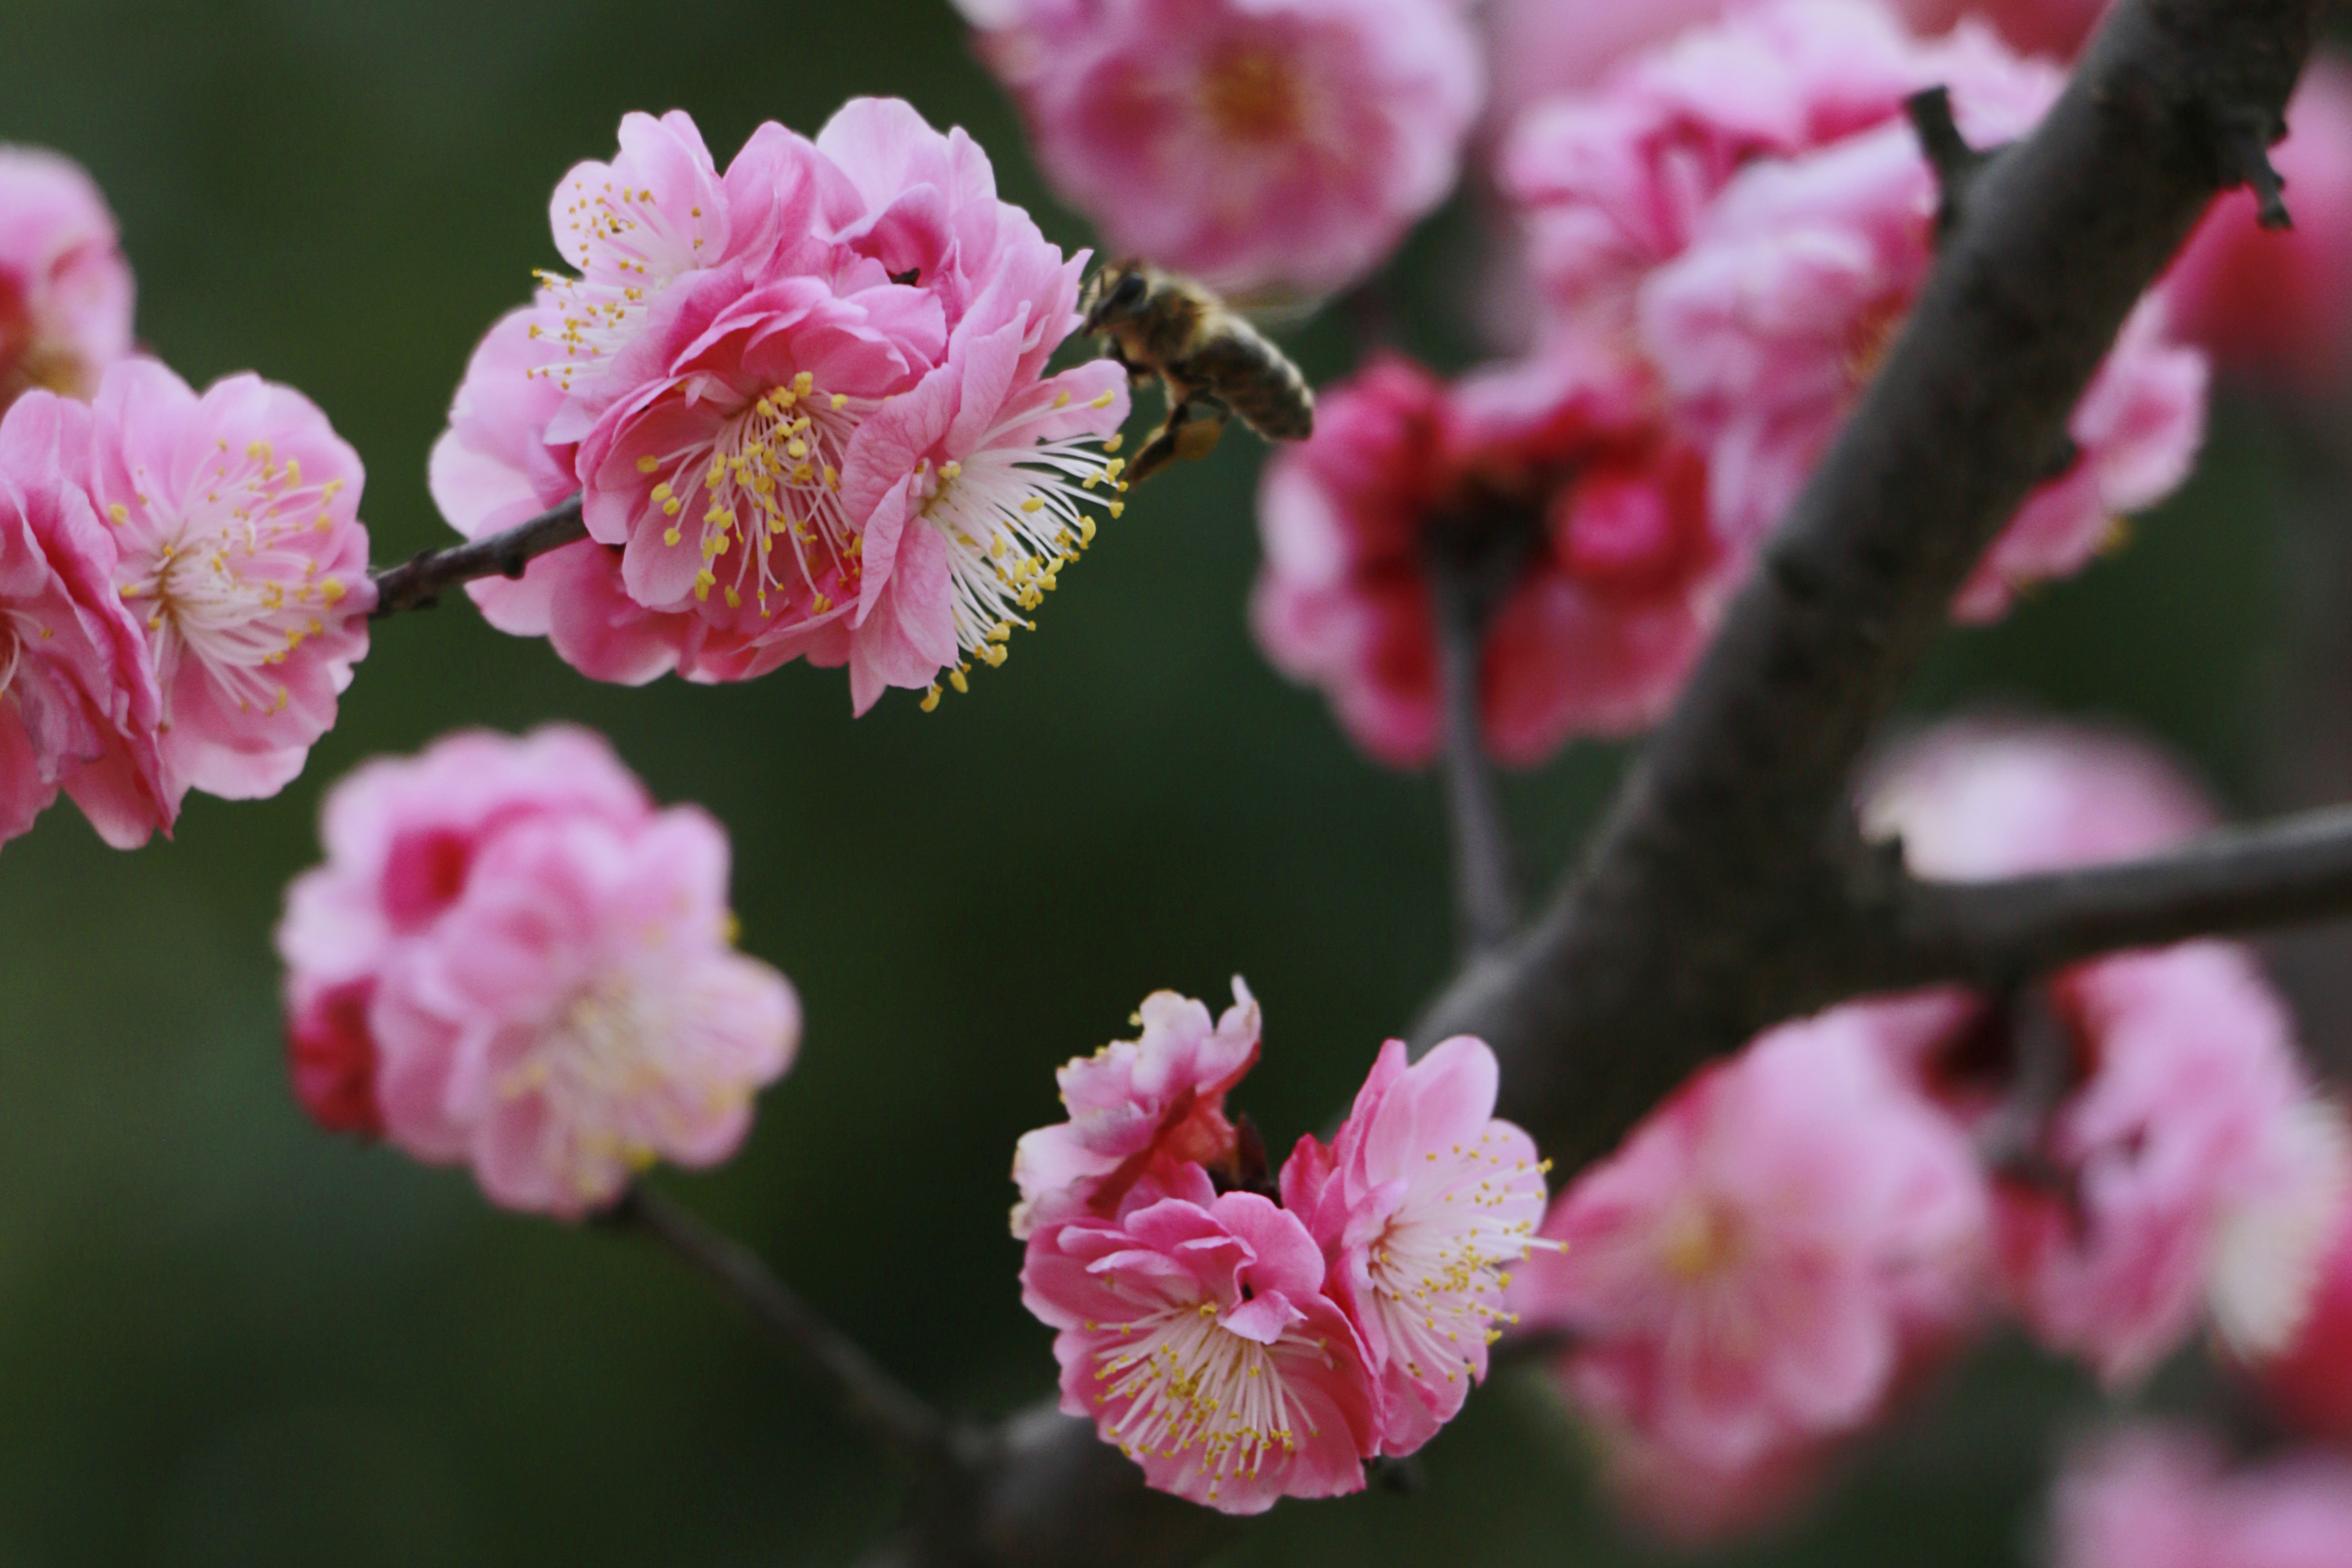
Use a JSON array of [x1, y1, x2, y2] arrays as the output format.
[[1188, 328, 1315, 441]]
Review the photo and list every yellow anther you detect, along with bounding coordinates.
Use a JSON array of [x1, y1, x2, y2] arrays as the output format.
[[920, 684, 942, 712], [949, 668, 969, 694], [1052, 391, 1071, 410], [662, 498, 682, 517], [1080, 517, 1098, 546], [791, 372, 814, 397], [786, 440, 808, 460], [812, 591, 832, 613], [663, 527, 681, 546], [636, 455, 660, 474], [1103, 433, 1123, 453], [320, 578, 347, 605], [830, 392, 849, 409], [693, 569, 715, 601], [938, 461, 962, 480], [724, 586, 742, 608], [1105, 457, 1127, 480], [1090, 390, 1116, 409], [107, 503, 128, 524], [1019, 496, 1044, 514], [1107, 501, 1125, 518], [652, 482, 673, 502]]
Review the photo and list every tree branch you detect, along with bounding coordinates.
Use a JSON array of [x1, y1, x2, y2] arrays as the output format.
[[1412, 0, 2328, 1172], [368, 497, 588, 617], [598, 1181, 959, 1475], [1425, 529, 1525, 958], [1890, 804, 2352, 986]]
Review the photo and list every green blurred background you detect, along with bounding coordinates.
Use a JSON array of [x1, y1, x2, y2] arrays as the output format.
[[0, 2, 2343, 1563]]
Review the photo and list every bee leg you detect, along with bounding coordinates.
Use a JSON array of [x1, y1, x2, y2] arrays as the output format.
[[1171, 397, 1229, 465], [1098, 340, 1155, 392], [1126, 412, 1189, 487]]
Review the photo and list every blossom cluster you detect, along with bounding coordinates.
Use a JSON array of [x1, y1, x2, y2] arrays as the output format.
[[1506, 716, 2352, 1538], [2053, 1422, 2352, 1568], [1250, 0, 2216, 769], [431, 100, 1131, 713], [274, 726, 800, 1218], [0, 148, 373, 855], [951, 0, 1486, 302], [1015, 984, 1554, 1512]]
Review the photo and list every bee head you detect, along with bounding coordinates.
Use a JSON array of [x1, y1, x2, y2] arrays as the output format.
[[1083, 262, 1152, 333]]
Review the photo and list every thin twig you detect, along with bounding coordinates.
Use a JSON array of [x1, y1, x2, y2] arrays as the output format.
[[1424, 542, 1521, 957], [368, 497, 589, 617], [600, 1181, 955, 1473]]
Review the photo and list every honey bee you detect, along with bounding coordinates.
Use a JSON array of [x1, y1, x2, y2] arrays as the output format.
[[1080, 260, 1315, 486]]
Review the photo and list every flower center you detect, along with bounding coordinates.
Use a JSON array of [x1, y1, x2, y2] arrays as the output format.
[[1367, 1136, 1555, 1386], [1200, 46, 1302, 144], [112, 441, 354, 719], [1092, 1297, 1308, 1501], [528, 176, 718, 395], [635, 371, 867, 621], [1657, 1197, 1743, 1282]]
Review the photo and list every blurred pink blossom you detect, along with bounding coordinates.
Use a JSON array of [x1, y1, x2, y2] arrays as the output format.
[[0, 146, 133, 409], [1503, 0, 2208, 600], [434, 101, 1128, 709], [2053, 1422, 2352, 1568], [1282, 1036, 1552, 1455], [1480, 0, 1731, 125], [89, 358, 374, 808], [1509, 1007, 1988, 1540], [275, 725, 657, 1138], [1252, 346, 1723, 768], [1021, 1163, 1381, 1512], [1011, 979, 1262, 1240], [2166, 59, 2352, 394], [1894, 0, 2110, 60], [0, 389, 168, 851], [959, 0, 1483, 299], [1866, 718, 2352, 1384], [369, 803, 798, 1217], [2249, 1207, 2352, 1446]]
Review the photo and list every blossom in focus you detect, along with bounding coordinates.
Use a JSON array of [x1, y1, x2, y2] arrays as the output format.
[[2247, 1208, 2352, 1446], [1283, 1036, 1552, 1455], [1021, 1163, 1382, 1513], [2165, 59, 2352, 395], [434, 101, 1129, 710], [957, 0, 1485, 299], [1252, 346, 1722, 768], [368, 800, 797, 1217], [1508, 1007, 1988, 1540], [275, 725, 656, 1139], [1502, 0, 2209, 599], [0, 146, 133, 408], [88, 358, 373, 808], [1011, 978, 1261, 1240], [2053, 1422, 2352, 1568], [1866, 717, 2352, 1384], [0, 389, 168, 851]]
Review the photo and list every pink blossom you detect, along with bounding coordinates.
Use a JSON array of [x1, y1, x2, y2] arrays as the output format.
[[0, 146, 134, 408], [1020, 1162, 1381, 1513], [286, 977, 384, 1138], [2249, 1208, 2352, 1446], [369, 804, 799, 1217], [1011, 980, 1262, 1240], [1252, 346, 1722, 768], [1504, 1, 2208, 599], [1509, 1007, 1987, 1539], [437, 101, 1129, 708], [1481, 0, 1733, 125], [960, 0, 1484, 299], [2053, 1423, 2352, 1568], [1281, 1036, 1552, 1455], [0, 389, 168, 850], [88, 358, 373, 807], [2166, 59, 2352, 394], [430, 303, 695, 685], [276, 725, 652, 993], [1864, 718, 2352, 1383]]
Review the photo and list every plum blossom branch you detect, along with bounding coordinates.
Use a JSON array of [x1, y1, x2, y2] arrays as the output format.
[[1889, 804, 2352, 988], [598, 1181, 958, 1474], [1410, 0, 2330, 1172], [1423, 519, 1530, 956], [368, 496, 587, 618]]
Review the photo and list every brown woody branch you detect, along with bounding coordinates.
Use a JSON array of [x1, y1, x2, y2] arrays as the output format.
[[368, 497, 588, 617], [1411, 0, 2328, 1171]]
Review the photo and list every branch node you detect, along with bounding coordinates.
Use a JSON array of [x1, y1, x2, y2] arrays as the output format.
[[2217, 104, 2293, 230], [1904, 86, 1999, 240]]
